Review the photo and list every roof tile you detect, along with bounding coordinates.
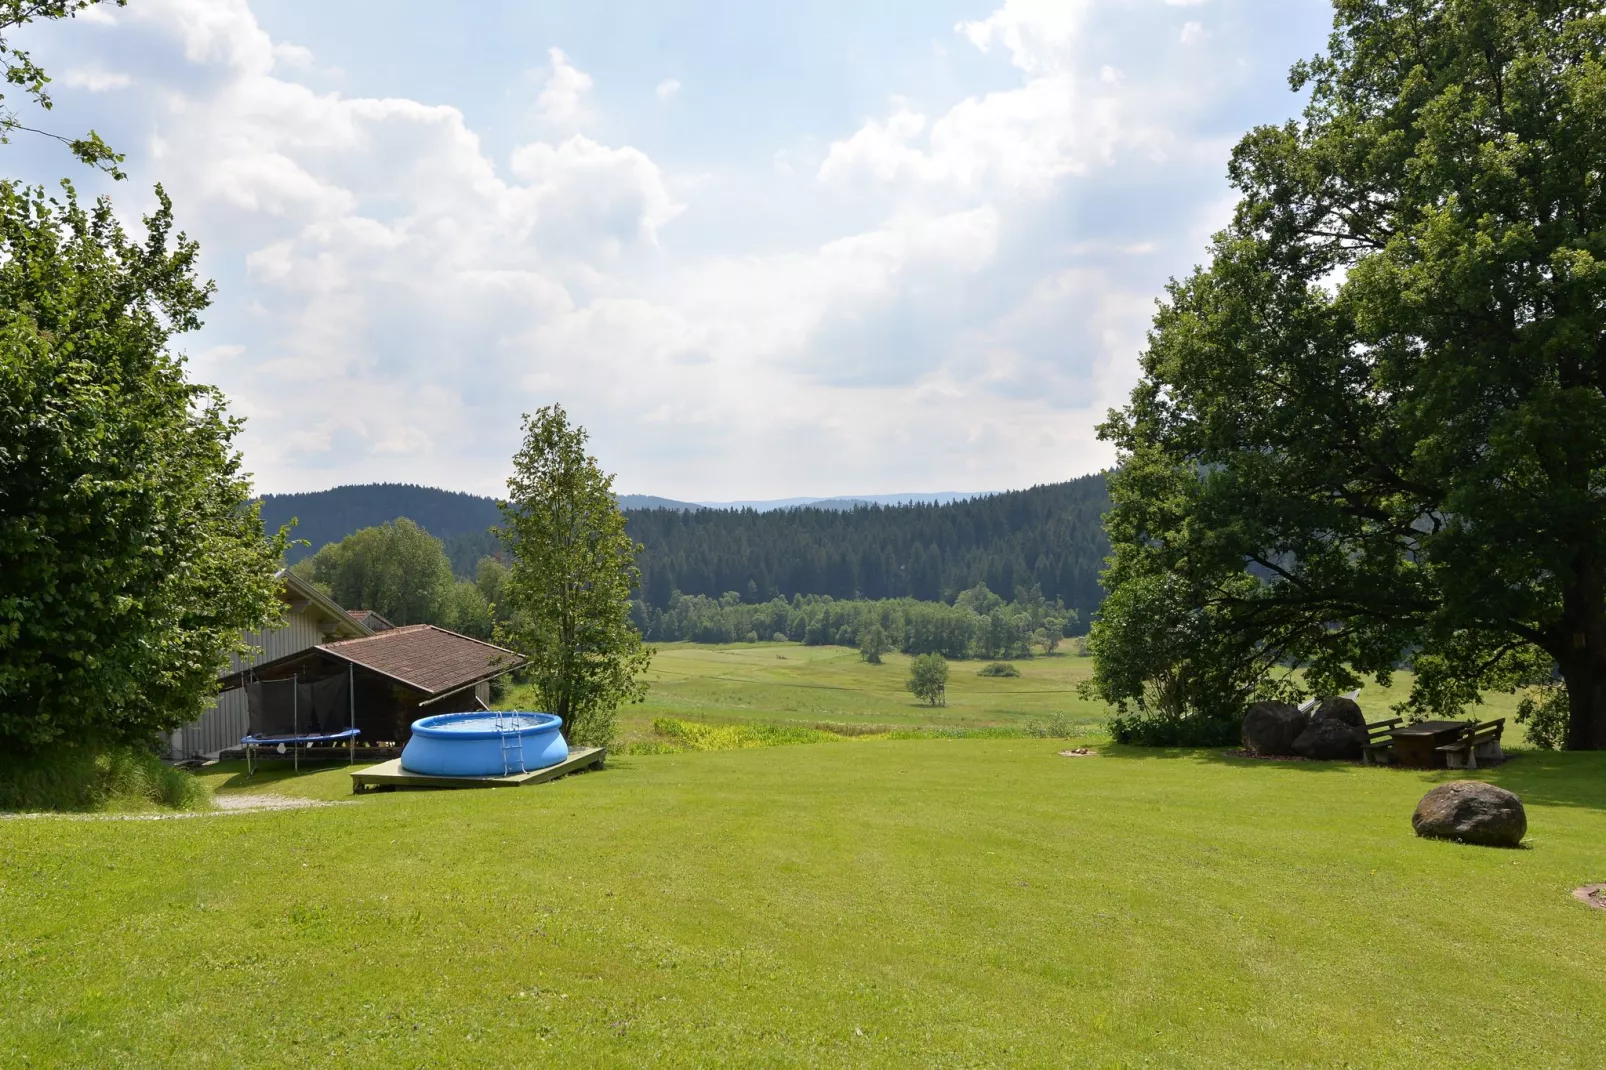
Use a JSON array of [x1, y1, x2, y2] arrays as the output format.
[[318, 625, 523, 696]]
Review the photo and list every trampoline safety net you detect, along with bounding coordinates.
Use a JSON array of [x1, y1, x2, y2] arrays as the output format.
[[245, 674, 352, 739]]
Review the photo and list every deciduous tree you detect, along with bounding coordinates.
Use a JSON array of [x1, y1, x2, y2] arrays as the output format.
[[1089, 0, 1606, 747], [907, 653, 949, 707], [0, 184, 284, 750], [497, 405, 652, 746]]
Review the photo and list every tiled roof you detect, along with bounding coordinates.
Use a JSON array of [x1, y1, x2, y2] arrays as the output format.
[[347, 609, 395, 631], [317, 625, 523, 696]]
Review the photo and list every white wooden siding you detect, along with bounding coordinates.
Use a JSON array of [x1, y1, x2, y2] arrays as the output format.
[[167, 606, 337, 760]]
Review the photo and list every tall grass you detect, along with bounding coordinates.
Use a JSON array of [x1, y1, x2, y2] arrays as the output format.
[[647, 718, 848, 751], [620, 716, 1094, 754], [0, 746, 211, 813]]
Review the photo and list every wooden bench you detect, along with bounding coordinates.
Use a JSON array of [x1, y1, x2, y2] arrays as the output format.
[[1435, 719, 1506, 770], [1361, 718, 1404, 765]]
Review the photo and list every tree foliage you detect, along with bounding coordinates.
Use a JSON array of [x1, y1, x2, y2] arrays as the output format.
[[293, 520, 506, 640], [297, 518, 454, 626], [0, 1, 126, 176], [907, 653, 949, 707], [0, 183, 285, 750], [859, 623, 891, 664], [635, 584, 1072, 659], [496, 406, 651, 747], [1088, 0, 1606, 746], [626, 476, 1109, 626]]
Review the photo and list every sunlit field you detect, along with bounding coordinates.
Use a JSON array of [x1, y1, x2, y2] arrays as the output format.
[[502, 641, 1533, 748]]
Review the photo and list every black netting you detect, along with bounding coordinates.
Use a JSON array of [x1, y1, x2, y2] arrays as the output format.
[[246, 673, 352, 739], [246, 679, 300, 737], [301, 673, 352, 734]]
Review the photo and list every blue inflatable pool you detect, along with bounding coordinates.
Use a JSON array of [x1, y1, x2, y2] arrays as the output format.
[[400, 712, 567, 777]]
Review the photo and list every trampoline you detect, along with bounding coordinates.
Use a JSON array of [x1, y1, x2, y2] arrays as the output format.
[[241, 667, 362, 777]]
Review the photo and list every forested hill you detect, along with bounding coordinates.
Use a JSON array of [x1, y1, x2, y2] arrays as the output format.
[[261, 484, 503, 565], [629, 475, 1110, 628], [261, 476, 1113, 625]]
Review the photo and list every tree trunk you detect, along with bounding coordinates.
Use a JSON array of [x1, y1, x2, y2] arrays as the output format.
[[1557, 561, 1606, 750], [1561, 654, 1606, 750]]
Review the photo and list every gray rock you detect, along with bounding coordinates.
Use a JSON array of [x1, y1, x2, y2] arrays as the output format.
[[1313, 696, 1365, 729], [1412, 781, 1526, 847], [1292, 717, 1365, 761], [1242, 701, 1308, 756]]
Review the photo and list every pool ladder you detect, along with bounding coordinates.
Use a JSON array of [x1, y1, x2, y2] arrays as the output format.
[[496, 713, 526, 776]]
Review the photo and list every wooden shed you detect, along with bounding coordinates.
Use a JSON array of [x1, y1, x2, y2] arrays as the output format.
[[215, 625, 525, 746], [167, 571, 373, 759]]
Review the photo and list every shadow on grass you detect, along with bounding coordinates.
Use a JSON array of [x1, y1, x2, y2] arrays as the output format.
[[210, 759, 357, 792], [1096, 744, 1606, 811]]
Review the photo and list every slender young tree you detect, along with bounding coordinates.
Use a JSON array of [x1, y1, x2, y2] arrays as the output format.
[[496, 406, 651, 746], [1089, 1, 1606, 746], [907, 653, 949, 707]]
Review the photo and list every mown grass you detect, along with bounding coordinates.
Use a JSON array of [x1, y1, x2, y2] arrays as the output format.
[[502, 641, 1536, 750], [5, 740, 1606, 1066], [502, 642, 1111, 746], [0, 746, 211, 813]]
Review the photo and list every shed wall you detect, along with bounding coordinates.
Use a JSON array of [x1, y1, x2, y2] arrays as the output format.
[[167, 609, 337, 760]]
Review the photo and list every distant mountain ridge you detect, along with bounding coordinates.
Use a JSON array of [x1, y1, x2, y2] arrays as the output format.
[[263, 486, 1000, 556]]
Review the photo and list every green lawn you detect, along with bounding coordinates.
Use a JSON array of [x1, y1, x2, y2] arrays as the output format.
[[2, 644, 1590, 1066], [505, 641, 1532, 747], [6, 733, 1606, 1065]]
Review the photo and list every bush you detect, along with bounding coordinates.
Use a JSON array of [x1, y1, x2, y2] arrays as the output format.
[[0, 746, 211, 813], [1106, 712, 1241, 748], [1517, 683, 1568, 750], [1025, 713, 1076, 737], [978, 661, 1021, 677], [772, 632, 788, 643]]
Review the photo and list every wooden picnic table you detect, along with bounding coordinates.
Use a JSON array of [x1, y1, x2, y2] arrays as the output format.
[[1389, 721, 1467, 769]]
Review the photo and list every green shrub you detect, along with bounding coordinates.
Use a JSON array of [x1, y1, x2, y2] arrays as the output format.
[[978, 661, 1021, 677], [1106, 712, 1241, 748], [1516, 683, 1569, 750], [0, 746, 211, 813], [1025, 713, 1076, 738]]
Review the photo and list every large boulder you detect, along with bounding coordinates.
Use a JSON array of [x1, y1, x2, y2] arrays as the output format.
[[1412, 782, 1526, 847], [1292, 717, 1365, 761], [1312, 696, 1365, 729], [1242, 701, 1308, 756]]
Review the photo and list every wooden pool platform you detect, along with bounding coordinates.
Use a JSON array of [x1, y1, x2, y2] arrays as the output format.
[[350, 746, 605, 794]]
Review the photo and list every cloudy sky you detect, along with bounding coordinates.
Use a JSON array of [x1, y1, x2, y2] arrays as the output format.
[[10, 0, 1332, 498]]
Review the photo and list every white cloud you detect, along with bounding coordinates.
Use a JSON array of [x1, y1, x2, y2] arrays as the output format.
[[272, 42, 314, 70], [63, 67, 131, 91], [820, 4, 1168, 197], [1165, 0, 1208, 6], [1180, 21, 1206, 45], [536, 46, 591, 123], [24, 0, 1266, 497]]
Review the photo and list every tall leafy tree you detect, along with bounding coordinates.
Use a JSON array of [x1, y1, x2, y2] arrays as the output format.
[[297, 518, 455, 626], [0, 184, 285, 750], [497, 405, 651, 746], [1089, 1, 1606, 746]]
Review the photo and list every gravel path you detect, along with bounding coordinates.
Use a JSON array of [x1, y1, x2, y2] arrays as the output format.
[[3, 794, 347, 821]]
